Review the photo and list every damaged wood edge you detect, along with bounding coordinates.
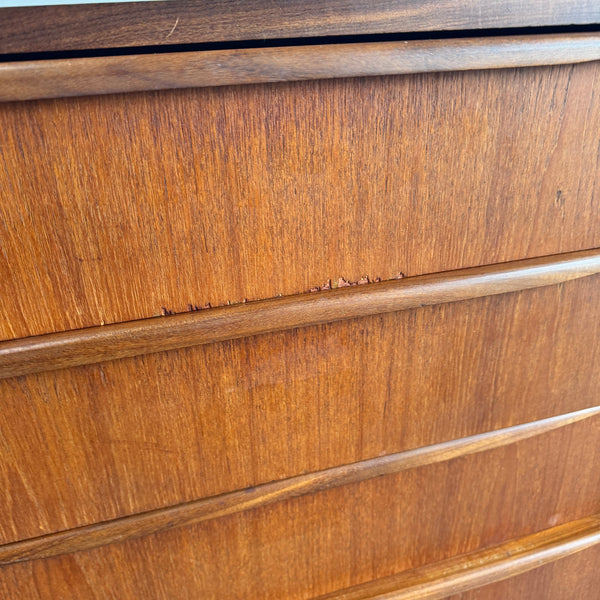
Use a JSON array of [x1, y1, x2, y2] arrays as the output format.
[[1, 248, 600, 380], [1, 32, 600, 102], [0, 406, 597, 565], [313, 513, 600, 600]]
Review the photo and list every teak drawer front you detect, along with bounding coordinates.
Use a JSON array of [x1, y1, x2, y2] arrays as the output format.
[[1, 276, 600, 544], [1, 417, 599, 599], [1, 62, 600, 341]]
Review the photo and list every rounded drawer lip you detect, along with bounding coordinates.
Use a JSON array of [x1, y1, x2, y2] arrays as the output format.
[[2, 32, 600, 102], [1, 405, 598, 565], [2, 248, 600, 379]]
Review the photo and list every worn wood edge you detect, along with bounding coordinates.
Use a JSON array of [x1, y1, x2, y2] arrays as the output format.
[[1, 33, 600, 101], [2, 0, 600, 54], [1, 248, 599, 379], [0, 406, 597, 565], [313, 513, 600, 599]]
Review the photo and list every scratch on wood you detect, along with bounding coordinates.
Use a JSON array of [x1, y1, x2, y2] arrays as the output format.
[[165, 16, 180, 39]]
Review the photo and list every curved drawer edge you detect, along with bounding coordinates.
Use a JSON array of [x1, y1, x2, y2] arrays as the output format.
[[313, 514, 600, 600], [1, 32, 600, 102], [0, 405, 597, 566], [1, 248, 600, 379]]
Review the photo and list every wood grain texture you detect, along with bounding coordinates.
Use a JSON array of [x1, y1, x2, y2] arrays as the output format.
[[1, 63, 600, 341], [2, 249, 599, 379], [0, 418, 598, 599], [443, 544, 600, 599], [2, 5, 599, 596], [315, 515, 600, 599], [3, 406, 595, 566], [1, 0, 599, 54], [3, 33, 600, 102], [1, 276, 600, 544]]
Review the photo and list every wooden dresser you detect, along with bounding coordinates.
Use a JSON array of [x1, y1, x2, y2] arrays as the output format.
[[1, 2, 600, 598]]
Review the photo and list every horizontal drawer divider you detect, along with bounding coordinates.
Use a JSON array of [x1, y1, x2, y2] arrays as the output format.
[[1, 32, 599, 102], [0, 405, 597, 565], [312, 513, 600, 600], [1, 248, 600, 380]]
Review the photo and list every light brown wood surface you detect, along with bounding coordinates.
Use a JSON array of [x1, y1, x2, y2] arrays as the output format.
[[315, 514, 600, 599], [1, 275, 600, 544], [1, 63, 600, 342], [1, 0, 599, 54], [2, 406, 595, 566], [3, 34, 600, 102], [0, 417, 598, 599], [2, 248, 599, 379]]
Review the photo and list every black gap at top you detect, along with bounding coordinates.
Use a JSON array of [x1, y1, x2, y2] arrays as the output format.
[[1, 23, 599, 63]]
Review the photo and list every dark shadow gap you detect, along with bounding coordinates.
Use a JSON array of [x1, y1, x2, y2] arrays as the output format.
[[1, 23, 599, 63]]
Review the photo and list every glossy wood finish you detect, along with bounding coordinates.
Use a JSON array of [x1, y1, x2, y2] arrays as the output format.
[[2, 275, 600, 544], [2, 63, 600, 342], [3, 407, 595, 566], [1, 0, 600, 54], [0, 417, 598, 599], [443, 545, 600, 599], [2, 249, 599, 379], [316, 515, 600, 599], [3, 34, 600, 102]]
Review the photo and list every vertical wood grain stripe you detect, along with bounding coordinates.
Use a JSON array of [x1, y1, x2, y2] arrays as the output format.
[[1, 248, 600, 379], [313, 514, 600, 599], [1, 33, 600, 102], [0, 406, 597, 565]]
